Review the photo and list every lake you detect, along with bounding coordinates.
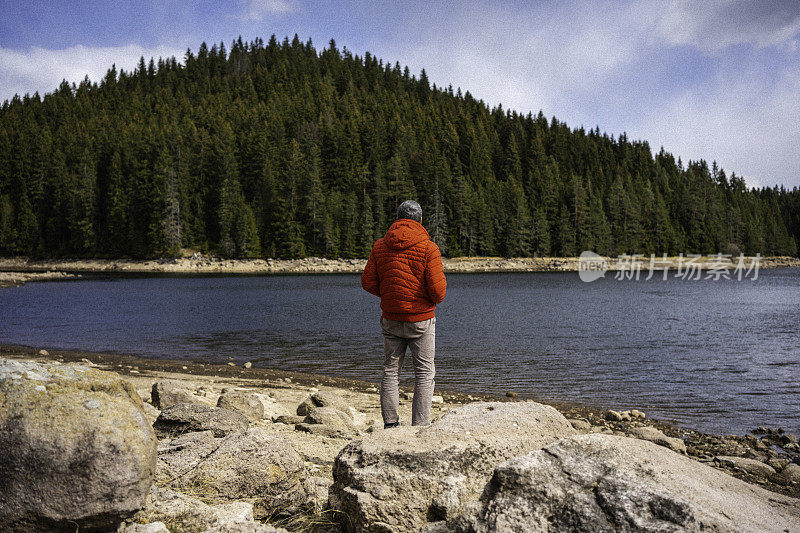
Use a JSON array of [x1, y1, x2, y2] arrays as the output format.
[[1, 269, 798, 436]]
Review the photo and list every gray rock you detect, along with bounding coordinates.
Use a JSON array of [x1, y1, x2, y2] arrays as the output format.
[[311, 476, 334, 510], [163, 428, 314, 519], [297, 396, 315, 416], [715, 455, 776, 478], [142, 401, 161, 425], [630, 409, 646, 419], [274, 414, 306, 425], [296, 422, 354, 439], [628, 425, 687, 454], [38, 349, 49, 356], [130, 485, 260, 533], [117, 521, 170, 533], [567, 418, 591, 431], [449, 434, 800, 533], [155, 431, 221, 485], [772, 463, 800, 486], [0, 358, 157, 531], [330, 401, 576, 533], [205, 522, 289, 533], [304, 406, 358, 436], [297, 391, 353, 418], [154, 403, 249, 438], [217, 391, 265, 421], [151, 379, 202, 409], [767, 456, 790, 471], [137, 387, 153, 403], [781, 433, 799, 445], [605, 409, 623, 421]]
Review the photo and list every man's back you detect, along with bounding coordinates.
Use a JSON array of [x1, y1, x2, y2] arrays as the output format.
[[361, 204, 446, 428], [361, 218, 446, 322]]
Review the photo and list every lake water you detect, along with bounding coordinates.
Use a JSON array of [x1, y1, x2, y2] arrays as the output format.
[[1, 269, 798, 436]]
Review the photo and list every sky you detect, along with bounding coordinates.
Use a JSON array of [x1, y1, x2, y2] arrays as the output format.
[[1, 0, 799, 189]]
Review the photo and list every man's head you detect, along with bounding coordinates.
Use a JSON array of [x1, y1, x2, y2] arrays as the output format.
[[396, 200, 422, 222]]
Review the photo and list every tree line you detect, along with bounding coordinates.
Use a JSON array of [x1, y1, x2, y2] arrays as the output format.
[[1, 35, 798, 259]]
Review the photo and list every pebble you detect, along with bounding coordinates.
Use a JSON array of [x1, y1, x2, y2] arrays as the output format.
[[605, 410, 624, 421], [38, 349, 49, 356], [227, 362, 236, 366], [506, 391, 518, 399], [244, 362, 252, 369], [431, 395, 444, 404], [182, 366, 188, 370]]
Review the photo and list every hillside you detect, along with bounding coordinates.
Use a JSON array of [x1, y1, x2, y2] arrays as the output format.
[[1, 35, 798, 259]]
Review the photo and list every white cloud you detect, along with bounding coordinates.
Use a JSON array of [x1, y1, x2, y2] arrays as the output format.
[[241, 0, 299, 21], [379, 3, 656, 118], [0, 44, 185, 102], [657, 0, 800, 52]]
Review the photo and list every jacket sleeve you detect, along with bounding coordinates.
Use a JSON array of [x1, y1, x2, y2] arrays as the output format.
[[361, 248, 381, 297], [425, 243, 447, 304]]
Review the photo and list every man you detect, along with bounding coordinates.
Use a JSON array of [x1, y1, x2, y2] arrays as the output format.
[[361, 200, 447, 428]]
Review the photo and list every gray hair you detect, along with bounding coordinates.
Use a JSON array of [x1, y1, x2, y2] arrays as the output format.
[[396, 200, 422, 222]]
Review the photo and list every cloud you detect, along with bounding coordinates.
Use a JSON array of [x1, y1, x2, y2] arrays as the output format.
[[0, 44, 185, 102], [657, 0, 800, 52], [379, 3, 655, 118], [241, 0, 299, 21]]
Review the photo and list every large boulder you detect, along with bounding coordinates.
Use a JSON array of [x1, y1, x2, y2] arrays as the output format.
[[151, 380, 202, 409], [449, 434, 800, 532], [154, 404, 249, 438], [159, 428, 315, 519], [330, 401, 576, 532], [217, 391, 265, 421], [0, 358, 157, 531]]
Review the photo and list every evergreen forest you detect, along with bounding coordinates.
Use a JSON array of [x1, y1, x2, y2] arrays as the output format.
[[1, 35, 798, 259]]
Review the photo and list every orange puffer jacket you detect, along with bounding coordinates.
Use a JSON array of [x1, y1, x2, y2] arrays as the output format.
[[361, 219, 447, 322]]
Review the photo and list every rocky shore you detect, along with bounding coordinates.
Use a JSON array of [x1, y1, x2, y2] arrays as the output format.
[[0, 270, 80, 288], [1, 254, 798, 280], [1, 345, 798, 532]]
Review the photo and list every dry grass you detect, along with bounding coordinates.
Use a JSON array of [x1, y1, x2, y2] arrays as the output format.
[[267, 507, 348, 532]]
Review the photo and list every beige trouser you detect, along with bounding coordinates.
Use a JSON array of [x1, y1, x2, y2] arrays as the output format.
[[380, 316, 436, 426]]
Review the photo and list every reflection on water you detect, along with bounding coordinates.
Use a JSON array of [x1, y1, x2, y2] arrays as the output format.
[[1, 269, 799, 435]]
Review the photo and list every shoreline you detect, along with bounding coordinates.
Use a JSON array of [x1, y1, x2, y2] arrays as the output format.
[[1, 343, 797, 500], [0, 270, 81, 289], [1, 254, 798, 278]]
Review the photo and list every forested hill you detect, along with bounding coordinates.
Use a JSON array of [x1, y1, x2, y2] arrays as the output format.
[[1, 35, 798, 259]]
